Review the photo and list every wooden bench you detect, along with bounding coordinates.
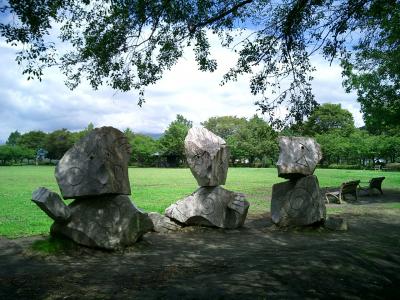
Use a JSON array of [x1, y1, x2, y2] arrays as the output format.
[[359, 177, 385, 195], [325, 180, 360, 204]]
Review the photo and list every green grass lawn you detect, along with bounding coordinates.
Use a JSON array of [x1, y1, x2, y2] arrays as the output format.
[[0, 166, 399, 237]]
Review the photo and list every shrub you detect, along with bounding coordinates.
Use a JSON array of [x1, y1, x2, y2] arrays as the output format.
[[327, 164, 362, 170], [385, 163, 400, 171]]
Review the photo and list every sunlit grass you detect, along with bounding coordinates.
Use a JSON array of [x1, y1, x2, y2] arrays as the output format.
[[0, 166, 399, 237]]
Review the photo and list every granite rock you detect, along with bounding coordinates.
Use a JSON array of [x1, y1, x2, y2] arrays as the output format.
[[51, 195, 153, 250], [277, 136, 322, 179], [148, 212, 182, 233], [165, 186, 249, 229], [185, 127, 229, 186], [324, 217, 348, 231], [31, 187, 71, 222], [271, 175, 326, 227], [55, 126, 131, 199]]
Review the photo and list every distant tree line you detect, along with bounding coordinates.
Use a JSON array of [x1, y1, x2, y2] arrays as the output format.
[[283, 103, 400, 169], [1, 104, 400, 169], [125, 114, 279, 168], [0, 124, 94, 165]]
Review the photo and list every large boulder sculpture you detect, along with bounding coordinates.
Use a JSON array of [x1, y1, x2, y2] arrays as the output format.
[[271, 136, 326, 227], [166, 186, 249, 229], [277, 136, 322, 179], [271, 175, 325, 227], [165, 127, 249, 229], [32, 126, 153, 250], [55, 127, 131, 199], [185, 127, 229, 186], [51, 195, 153, 250]]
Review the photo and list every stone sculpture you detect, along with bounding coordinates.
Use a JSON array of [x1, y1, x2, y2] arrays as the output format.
[[185, 127, 229, 186], [271, 175, 325, 226], [51, 195, 153, 250], [32, 187, 71, 223], [166, 186, 249, 229], [148, 212, 182, 233], [32, 126, 152, 250], [277, 136, 322, 179], [55, 127, 131, 199], [165, 127, 249, 229], [271, 136, 326, 227]]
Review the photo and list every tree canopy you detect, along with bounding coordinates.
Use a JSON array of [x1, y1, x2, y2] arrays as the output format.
[[1, 0, 399, 128], [302, 103, 355, 136], [159, 114, 192, 166]]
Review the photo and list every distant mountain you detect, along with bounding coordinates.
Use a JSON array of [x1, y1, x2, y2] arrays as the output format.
[[139, 132, 164, 140]]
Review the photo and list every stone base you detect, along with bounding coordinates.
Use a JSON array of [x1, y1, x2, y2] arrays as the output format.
[[324, 217, 348, 231], [148, 212, 183, 233], [271, 175, 326, 227], [165, 186, 249, 229], [51, 195, 153, 250]]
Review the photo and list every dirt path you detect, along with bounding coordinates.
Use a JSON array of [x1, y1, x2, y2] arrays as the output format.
[[1, 196, 400, 299]]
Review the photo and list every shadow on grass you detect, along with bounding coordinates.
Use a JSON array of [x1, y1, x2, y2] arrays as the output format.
[[31, 236, 78, 255]]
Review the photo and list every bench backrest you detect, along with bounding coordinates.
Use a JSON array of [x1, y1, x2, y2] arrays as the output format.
[[370, 177, 385, 189], [340, 180, 360, 194]]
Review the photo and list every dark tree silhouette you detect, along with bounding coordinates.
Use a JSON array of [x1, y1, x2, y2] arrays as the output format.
[[1, 0, 399, 128]]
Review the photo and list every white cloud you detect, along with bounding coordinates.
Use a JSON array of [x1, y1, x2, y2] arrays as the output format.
[[311, 56, 363, 126], [0, 31, 363, 143]]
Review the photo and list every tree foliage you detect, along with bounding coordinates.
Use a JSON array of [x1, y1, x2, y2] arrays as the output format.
[[316, 129, 400, 166], [201, 115, 247, 140], [1, 1, 399, 127], [203, 115, 278, 165], [341, 0, 400, 134], [128, 133, 159, 166], [6, 130, 21, 146], [0, 144, 35, 165], [17, 130, 47, 151], [302, 103, 355, 136], [159, 114, 192, 166], [44, 128, 75, 159]]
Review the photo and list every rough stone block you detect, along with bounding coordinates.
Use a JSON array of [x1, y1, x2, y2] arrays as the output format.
[[271, 175, 326, 227], [148, 212, 182, 233], [277, 136, 322, 179], [55, 126, 131, 199], [165, 186, 249, 229], [32, 187, 71, 222], [51, 195, 153, 250], [324, 217, 348, 231], [185, 127, 229, 186]]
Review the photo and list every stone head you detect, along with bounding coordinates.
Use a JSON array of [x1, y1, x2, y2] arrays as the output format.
[[276, 136, 322, 179], [55, 127, 131, 199], [185, 127, 230, 186]]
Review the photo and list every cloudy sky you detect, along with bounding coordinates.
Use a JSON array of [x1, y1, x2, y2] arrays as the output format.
[[0, 32, 363, 144]]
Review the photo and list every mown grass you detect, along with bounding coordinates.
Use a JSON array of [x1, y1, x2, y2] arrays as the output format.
[[0, 166, 399, 238]]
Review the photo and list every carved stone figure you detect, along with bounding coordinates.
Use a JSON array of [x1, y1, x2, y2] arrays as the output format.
[[32, 187, 71, 222], [165, 186, 249, 229], [51, 195, 153, 250], [270, 175, 326, 227], [55, 126, 131, 199], [185, 127, 229, 186], [276, 136, 322, 179], [32, 126, 153, 250]]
